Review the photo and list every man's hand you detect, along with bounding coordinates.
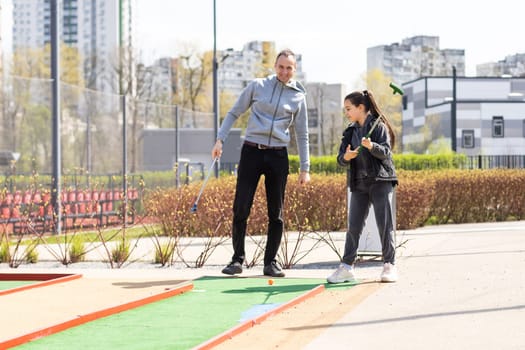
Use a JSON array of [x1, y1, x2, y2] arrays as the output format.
[[212, 139, 223, 159], [298, 171, 310, 185]]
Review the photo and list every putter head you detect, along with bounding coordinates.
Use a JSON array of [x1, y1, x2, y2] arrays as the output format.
[[190, 203, 198, 213], [389, 82, 404, 95]]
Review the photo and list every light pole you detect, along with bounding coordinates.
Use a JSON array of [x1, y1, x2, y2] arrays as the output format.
[[212, 0, 219, 178], [317, 87, 323, 156], [451, 66, 457, 152], [51, 0, 62, 234]]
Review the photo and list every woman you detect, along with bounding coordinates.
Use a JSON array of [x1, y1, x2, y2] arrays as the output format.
[[327, 90, 398, 283]]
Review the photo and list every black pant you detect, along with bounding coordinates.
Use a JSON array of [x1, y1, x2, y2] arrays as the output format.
[[343, 180, 395, 265], [230, 144, 289, 266]]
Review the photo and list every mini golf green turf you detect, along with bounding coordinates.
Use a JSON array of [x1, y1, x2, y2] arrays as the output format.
[[15, 276, 356, 350], [0, 281, 38, 291]]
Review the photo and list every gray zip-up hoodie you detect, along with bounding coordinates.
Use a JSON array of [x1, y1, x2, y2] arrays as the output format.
[[217, 74, 310, 172]]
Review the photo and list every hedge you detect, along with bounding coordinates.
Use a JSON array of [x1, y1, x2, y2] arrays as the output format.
[[145, 169, 525, 236]]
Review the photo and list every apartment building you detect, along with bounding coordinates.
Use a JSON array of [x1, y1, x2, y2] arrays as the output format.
[[305, 82, 345, 156], [367, 35, 465, 84], [12, 0, 134, 93], [477, 53, 525, 77]]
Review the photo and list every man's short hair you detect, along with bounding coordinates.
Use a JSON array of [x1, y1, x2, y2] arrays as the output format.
[[275, 49, 295, 63]]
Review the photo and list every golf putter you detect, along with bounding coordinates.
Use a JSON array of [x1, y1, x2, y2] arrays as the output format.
[[356, 82, 404, 153], [190, 157, 219, 213], [356, 116, 383, 154]]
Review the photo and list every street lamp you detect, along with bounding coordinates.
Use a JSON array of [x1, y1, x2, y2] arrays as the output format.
[[451, 66, 457, 152], [51, 0, 62, 234], [212, 0, 219, 178]]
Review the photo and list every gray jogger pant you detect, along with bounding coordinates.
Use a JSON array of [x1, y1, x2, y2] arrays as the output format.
[[342, 180, 395, 265]]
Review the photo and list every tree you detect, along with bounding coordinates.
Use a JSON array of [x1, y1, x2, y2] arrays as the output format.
[[177, 48, 214, 127], [110, 45, 152, 172], [404, 113, 448, 154], [427, 137, 453, 154], [4, 45, 83, 172]]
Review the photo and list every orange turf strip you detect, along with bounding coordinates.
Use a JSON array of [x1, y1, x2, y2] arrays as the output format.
[[0, 282, 193, 349], [193, 284, 326, 350], [0, 273, 82, 296]]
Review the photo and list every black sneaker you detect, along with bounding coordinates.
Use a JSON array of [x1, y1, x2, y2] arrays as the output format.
[[263, 261, 285, 278], [222, 261, 242, 275]]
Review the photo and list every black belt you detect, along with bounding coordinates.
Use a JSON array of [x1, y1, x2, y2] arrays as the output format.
[[244, 141, 286, 150]]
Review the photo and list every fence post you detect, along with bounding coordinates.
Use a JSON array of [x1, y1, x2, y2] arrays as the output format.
[[51, 0, 62, 235], [175, 105, 180, 188], [122, 95, 128, 228]]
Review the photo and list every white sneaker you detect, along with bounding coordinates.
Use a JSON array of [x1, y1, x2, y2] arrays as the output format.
[[381, 263, 398, 282], [327, 264, 356, 284]]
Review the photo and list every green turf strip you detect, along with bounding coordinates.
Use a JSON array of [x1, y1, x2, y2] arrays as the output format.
[[15, 276, 355, 350], [0, 281, 38, 291]]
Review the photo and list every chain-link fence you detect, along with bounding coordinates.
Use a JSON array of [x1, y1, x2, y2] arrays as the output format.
[[1, 75, 215, 180], [0, 75, 220, 233]]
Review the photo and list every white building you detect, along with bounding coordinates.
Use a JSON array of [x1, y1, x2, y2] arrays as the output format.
[[0, 2, 3, 77], [140, 57, 174, 102], [12, 0, 134, 93], [477, 53, 525, 77], [402, 76, 525, 156], [368, 36, 465, 85], [305, 82, 345, 156]]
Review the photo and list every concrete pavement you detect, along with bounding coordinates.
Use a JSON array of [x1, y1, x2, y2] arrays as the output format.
[[304, 221, 525, 349]]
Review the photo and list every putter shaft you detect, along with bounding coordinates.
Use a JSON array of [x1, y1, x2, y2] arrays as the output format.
[[191, 157, 218, 212]]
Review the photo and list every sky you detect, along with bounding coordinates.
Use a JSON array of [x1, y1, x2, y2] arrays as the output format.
[[3, 0, 524, 90], [133, 0, 524, 89]]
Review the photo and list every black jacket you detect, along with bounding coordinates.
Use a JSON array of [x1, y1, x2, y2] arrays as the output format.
[[337, 114, 398, 190]]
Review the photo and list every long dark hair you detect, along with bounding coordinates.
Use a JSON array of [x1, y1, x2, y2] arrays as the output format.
[[344, 90, 396, 149]]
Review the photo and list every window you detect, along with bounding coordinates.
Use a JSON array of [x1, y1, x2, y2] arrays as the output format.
[[462, 130, 475, 148], [402, 95, 408, 110], [492, 116, 504, 137], [308, 108, 318, 127]]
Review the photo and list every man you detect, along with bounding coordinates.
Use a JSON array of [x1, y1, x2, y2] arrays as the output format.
[[211, 49, 310, 278]]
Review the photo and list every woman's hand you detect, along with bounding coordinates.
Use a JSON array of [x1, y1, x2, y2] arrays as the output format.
[[361, 137, 373, 150], [343, 145, 358, 161]]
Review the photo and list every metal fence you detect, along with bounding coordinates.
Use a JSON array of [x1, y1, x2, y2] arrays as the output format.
[[463, 155, 525, 169], [0, 75, 218, 233], [1, 75, 214, 180]]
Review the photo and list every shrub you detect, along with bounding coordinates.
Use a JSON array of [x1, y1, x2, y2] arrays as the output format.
[[145, 173, 347, 237], [396, 170, 436, 229], [154, 242, 176, 266], [0, 240, 11, 263], [26, 248, 38, 264], [429, 169, 525, 224], [288, 153, 467, 173], [111, 239, 130, 264], [69, 235, 86, 263], [145, 169, 525, 237]]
